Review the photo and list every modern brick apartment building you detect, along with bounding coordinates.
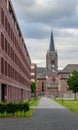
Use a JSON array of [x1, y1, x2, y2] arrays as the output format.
[[0, 0, 31, 102]]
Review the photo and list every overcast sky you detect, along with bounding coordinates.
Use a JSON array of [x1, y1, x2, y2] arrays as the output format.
[[12, 0, 78, 69]]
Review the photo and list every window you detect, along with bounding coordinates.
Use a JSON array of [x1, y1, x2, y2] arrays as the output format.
[[31, 65, 35, 69], [11, 28, 12, 40], [5, 16, 7, 31], [8, 22, 10, 37], [5, 38, 8, 53], [13, 50, 14, 61], [1, 57, 4, 74], [5, 61, 7, 76], [5, 0, 7, 3], [11, 66, 12, 78], [31, 73, 35, 76], [8, 64, 10, 77], [8, 43, 10, 56], [1, 33, 4, 50], [13, 68, 14, 79], [11, 47, 12, 59], [1, 8, 4, 26]]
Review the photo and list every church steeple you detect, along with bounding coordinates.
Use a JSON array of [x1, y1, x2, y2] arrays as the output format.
[[46, 30, 58, 72], [49, 31, 55, 52]]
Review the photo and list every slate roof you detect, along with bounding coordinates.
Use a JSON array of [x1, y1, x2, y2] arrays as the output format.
[[62, 64, 78, 73], [37, 67, 45, 73], [58, 64, 78, 79], [49, 31, 55, 52]]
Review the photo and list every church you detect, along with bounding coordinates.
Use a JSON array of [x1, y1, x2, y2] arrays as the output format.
[[36, 31, 78, 98], [36, 31, 59, 97]]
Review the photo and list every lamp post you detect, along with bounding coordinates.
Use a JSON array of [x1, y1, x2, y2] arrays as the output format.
[[61, 79, 64, 104]]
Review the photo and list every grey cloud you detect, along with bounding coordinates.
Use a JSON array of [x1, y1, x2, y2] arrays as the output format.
[[17, 20, 50, 39], [12, 0, 78, 40], [12, 0, 78, 23], [12, 0, 35, 7], [12, 0, 78, 68]]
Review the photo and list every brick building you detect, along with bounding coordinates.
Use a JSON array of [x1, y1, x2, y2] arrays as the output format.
[[0, 0, 31, 102], [58, 64, 78, 98]]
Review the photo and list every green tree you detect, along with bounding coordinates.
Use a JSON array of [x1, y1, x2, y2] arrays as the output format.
[[67, 70, 78, 100], [31, 80, 36, 94]]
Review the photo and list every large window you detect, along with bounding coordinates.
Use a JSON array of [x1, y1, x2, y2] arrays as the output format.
[[1, 57, 4, 74], [1, 8, 4, 26], [1, 33, 4, 50]]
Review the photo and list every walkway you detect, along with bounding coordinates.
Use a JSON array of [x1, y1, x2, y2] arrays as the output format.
[[36, 97, 65, 108], [0, 97, 78, 130]]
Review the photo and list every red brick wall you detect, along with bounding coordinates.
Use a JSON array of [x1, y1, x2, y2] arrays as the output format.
[[58, 73, 73, 98], [0, 0, 31, 102]]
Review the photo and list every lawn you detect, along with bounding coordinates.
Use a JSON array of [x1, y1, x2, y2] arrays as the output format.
[[0, 109, 34, 117], [27, 97, 40, 106], [53, 98, 78, 113]]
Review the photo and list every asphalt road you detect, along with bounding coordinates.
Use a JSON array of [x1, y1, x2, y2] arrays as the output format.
[[0, 97, 78, 130]]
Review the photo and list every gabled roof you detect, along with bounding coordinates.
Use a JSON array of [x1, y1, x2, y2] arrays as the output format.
[[49, 31, 55, 52], [59, 64, 78, 73]]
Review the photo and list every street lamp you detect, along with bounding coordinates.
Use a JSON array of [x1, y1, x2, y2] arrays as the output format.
[[61, 79, 64, 104]]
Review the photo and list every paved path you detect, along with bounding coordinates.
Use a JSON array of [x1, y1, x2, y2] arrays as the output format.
[[0, 97, 78, 130], [36, 97, 66, 109]]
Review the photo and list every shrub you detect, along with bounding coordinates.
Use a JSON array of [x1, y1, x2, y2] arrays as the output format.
[[0, 102, 29, 114]]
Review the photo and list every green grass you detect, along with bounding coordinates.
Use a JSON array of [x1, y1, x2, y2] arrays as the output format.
[[27, 97, 40, 106], [53, 98, 78, 113], [0, 109, 34, 117]]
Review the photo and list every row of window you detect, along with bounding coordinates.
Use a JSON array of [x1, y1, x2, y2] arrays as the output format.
[[1, 57, 29, 86], [1, 6, 30, 70], [1, 32, 30, 78]]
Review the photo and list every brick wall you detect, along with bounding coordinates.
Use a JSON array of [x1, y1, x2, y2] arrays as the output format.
[[0, 0, 31, 102]]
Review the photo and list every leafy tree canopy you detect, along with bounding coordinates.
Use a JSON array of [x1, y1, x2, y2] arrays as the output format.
[[31, 80, 36, 94], [67, 70, 78, 100]]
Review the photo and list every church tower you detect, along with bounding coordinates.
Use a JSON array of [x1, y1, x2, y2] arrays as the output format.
[[46, 31, 58, 73]]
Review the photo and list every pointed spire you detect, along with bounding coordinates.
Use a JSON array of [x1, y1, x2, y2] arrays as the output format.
[[49, 31, 55, 52]]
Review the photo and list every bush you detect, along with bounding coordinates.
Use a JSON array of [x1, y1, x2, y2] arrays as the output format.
[[17, 102, 29, 112], [0, 102, 29, 114]]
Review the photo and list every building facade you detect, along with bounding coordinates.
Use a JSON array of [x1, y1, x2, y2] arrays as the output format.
[[0, 0, 31, 102], [58, 64, 78, 98]]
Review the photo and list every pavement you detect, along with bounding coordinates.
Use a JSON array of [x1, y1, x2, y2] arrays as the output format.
[[0, 97, 78, 130]]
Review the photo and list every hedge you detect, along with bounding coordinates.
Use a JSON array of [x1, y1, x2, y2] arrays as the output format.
[[0, 102, 29, 114]]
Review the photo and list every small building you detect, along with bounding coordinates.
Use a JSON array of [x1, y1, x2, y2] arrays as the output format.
[[58, 64, 78, 98]]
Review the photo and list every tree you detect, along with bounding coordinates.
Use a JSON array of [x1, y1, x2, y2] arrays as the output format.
[[31, 80, 36, 95], [67, 70, 78, 100]]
